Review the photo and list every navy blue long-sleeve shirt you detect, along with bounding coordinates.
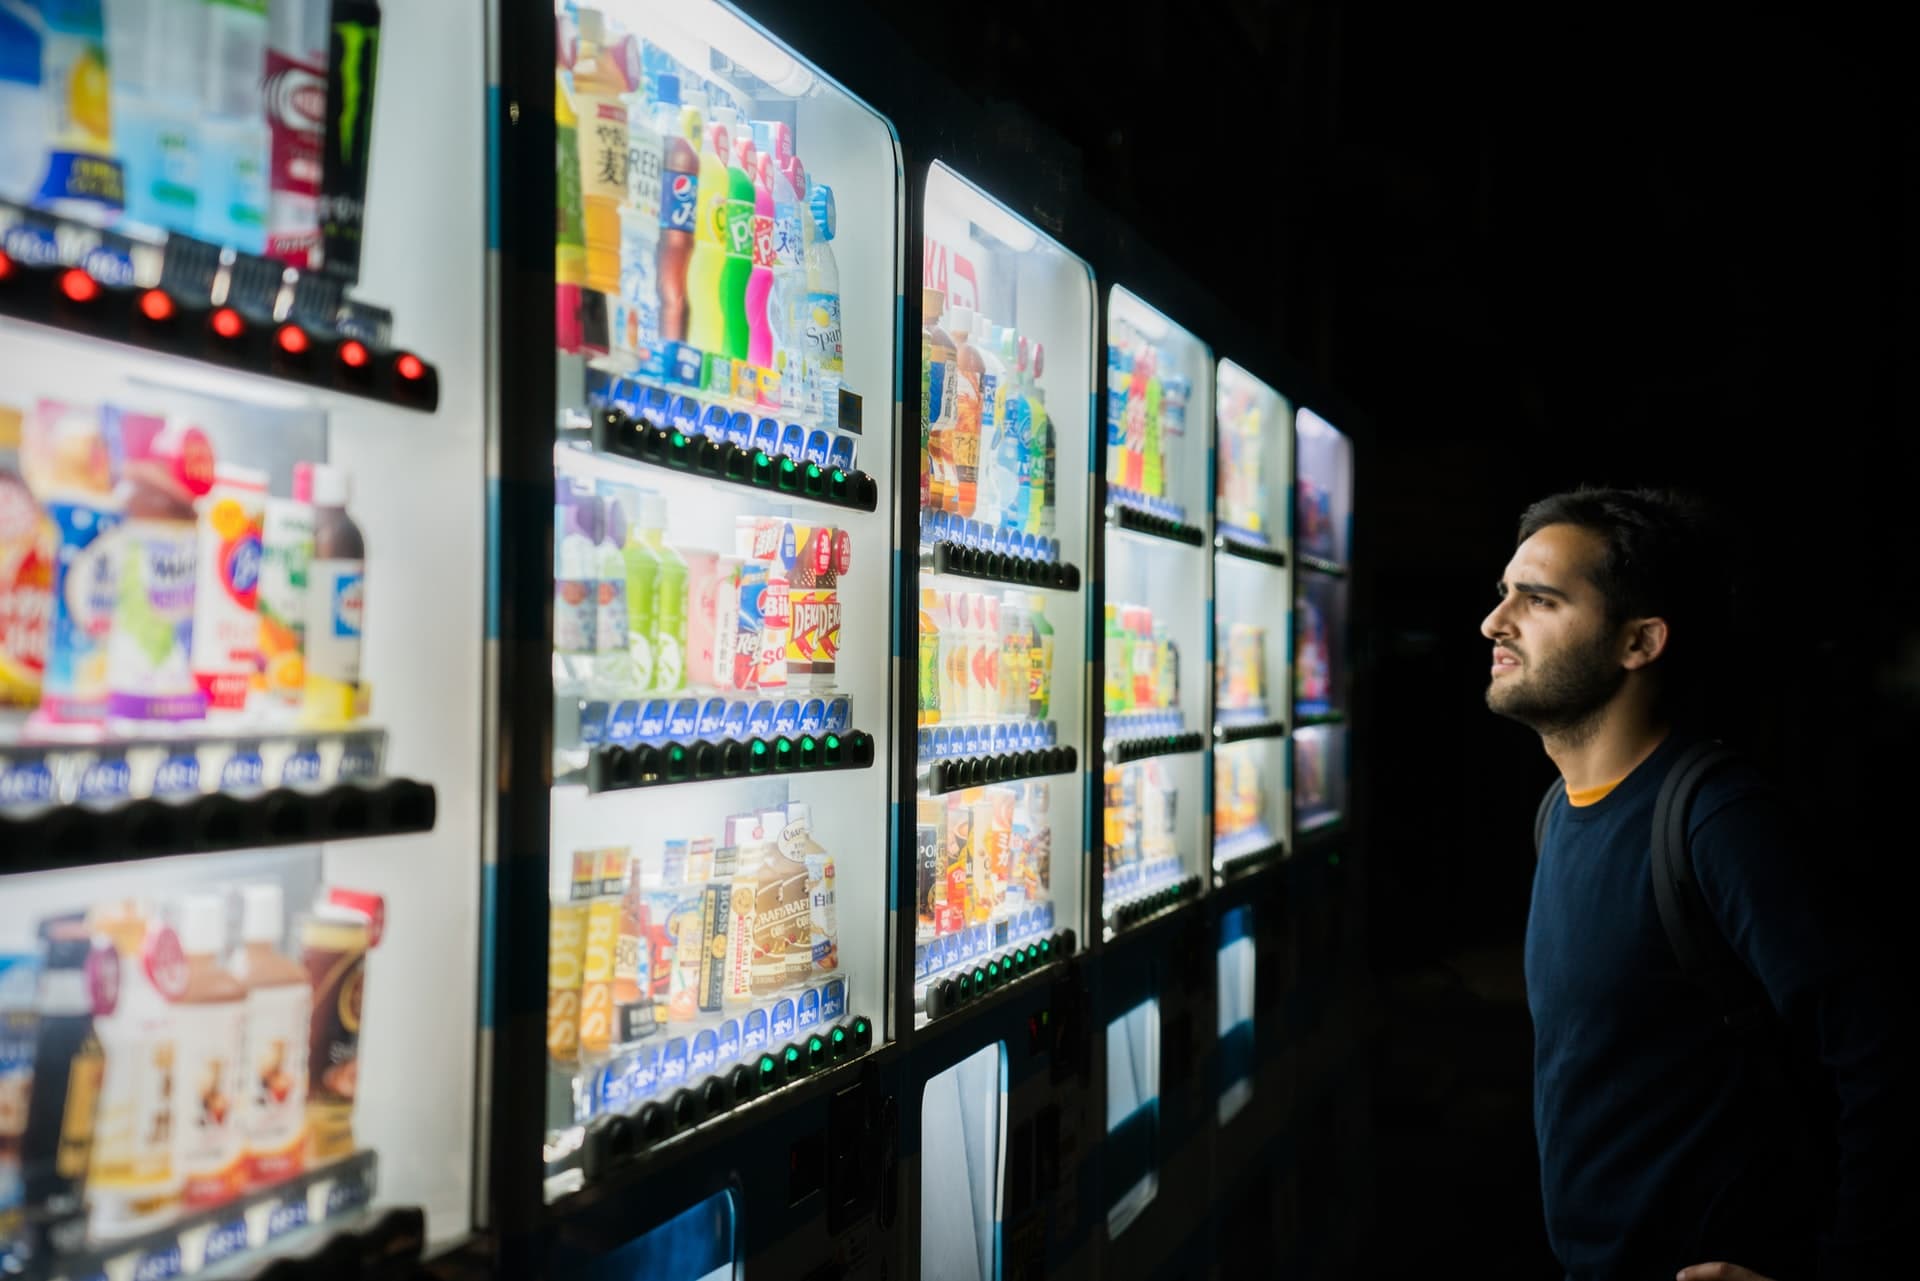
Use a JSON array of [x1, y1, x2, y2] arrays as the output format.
[[1525, 732, 1902, 1281]]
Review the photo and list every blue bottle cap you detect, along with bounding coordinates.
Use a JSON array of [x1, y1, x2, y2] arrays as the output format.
[[808, 184, 836, 241]]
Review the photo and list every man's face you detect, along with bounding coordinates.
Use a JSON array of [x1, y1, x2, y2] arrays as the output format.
[[1480, 523, 1627, 732]]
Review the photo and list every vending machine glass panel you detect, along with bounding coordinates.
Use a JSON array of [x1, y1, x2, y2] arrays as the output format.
[[913, 163, 1092, 1025], [1292, 408, 1352, 572], [1104, 998, 1160, 1238], [0, 3, 485, 1272], [584, 1187, 739, 1281], [545, 0, 899, 1193], [920, 1042, 1008, 1281], [1217, 905, 1256, 1124], [1292, 725, 1349, 834], [1211, 362, 1292, 876], [1099, 290, 1211, 935]]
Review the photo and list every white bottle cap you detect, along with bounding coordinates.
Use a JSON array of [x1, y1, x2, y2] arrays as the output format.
[[308, 462, 351, 507], [949, 306, 974, 340], [241, 884, 284, 945], [179, 893, 229, 956], [786, 801, 812, 829]]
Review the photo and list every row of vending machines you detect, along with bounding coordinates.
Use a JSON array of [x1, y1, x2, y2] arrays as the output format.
[[0, 2, 1361, 1279]]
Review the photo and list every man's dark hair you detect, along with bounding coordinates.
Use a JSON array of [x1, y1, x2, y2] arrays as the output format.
[[1516, 486, 1741, 719]]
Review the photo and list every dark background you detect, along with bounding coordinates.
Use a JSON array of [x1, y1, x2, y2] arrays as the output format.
[[818, 3, 1914, 1274]]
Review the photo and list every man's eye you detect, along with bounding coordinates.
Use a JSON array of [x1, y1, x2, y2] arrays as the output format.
[[1528, 595, 1551, 607]]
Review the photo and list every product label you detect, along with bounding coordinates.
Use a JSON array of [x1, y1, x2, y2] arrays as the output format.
[[44, 503, 121, 720], [805, 293, 843, 374], [717, 1019, 741, 1063], [265, 48, 327, 264], [594, 574, 626, 657], [660, 172, 697, 233], [723, 194, 753, 261], [191, 491, 264, 710], [660, 1038, 688, 1086], [106, 517, 202, 721], [153, 751, 199, 796], [0, 476, 52, 702], [770, 998, 795, 1040], [306, 561, 363, 684], [796, 987, 820, 1029], [256, 504, 312, 704], [172, 998, 246, 1207], [743, 1008, 768, 1051], [240, 981, 308, 1185], [581, 98, 628, 204], [691, 1028, 718, 1074]]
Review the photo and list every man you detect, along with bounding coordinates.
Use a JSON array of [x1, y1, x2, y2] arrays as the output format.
[[1481, 487, 1901, 1281]]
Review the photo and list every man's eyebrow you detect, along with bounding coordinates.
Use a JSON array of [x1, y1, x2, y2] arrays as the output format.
[[1499, 580, 1573, 602]]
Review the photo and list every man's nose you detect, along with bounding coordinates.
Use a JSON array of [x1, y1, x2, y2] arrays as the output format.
[[1480, 600, 1511, 640]]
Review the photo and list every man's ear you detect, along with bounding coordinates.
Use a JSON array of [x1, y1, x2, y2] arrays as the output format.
[[1620, 616, 1670, 671]]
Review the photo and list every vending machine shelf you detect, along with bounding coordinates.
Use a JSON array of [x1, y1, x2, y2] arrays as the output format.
[[1298, 554, 1347, 578], [561, 1015, 874, 1192], [1, 724, 392, 805], [559, 408, 880, 513], [582, 730, 875, 794], [0, 246, 439, 414], [0, 777, 438, 875], [918, 745, 1077, 797], [1212, 718, 1287, 745], [1105, 501, 1207, 548], [1296, 811, 1346, 841], [36, 1150, 383, 1281], [1103, 872, 1203, 931], [1216, 837, 1287, 881], [1106, 730, 1207, 765], [1215, 534, 1288, 569], [924, 540, 1082, 591], [919, 931, 1075, 1022]]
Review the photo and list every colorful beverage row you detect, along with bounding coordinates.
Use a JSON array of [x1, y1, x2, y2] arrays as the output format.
[[547, 804, 840, 1068], [914, 588, 1056, 731], [913, 780, 1054, 949], [919, 284, 1059, 539], [558, 9, 845, 420], [553, 483, 848, 703], [1101, 602, 1181, 717], [1105, 315, 1191, 520], [0, 0, 381, 276], [1, 401, 365, 731], [0, 884, 378, 1271], [1215, 378, 1271, 541], [1102, 759, 1183, 892]]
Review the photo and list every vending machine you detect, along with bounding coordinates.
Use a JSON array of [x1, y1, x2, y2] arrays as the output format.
[[500, 1, 906, 1276], [910, 158, 1098, 1281], [0, 3, 486, 1277], [1288, 405, 1354, 1022], [1085, 288, 1216, 1281], [1204, 357, 1300, 1276]]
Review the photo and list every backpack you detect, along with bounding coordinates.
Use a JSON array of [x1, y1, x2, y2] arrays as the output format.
[[1533, 738, 1770, 1034]]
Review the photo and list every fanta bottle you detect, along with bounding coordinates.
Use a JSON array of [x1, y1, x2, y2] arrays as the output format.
[[746, 149, 776, 371], [720, 121, 756, 364]]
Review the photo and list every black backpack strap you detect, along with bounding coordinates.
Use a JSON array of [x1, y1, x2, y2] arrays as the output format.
[[1534, 777, 1565, 857], [1651, 740, 1771, 1034]]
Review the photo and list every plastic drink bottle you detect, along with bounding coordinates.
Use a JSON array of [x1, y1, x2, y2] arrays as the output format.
[[572, 10, 627, 297], [638, 493, 686, 694], [263, 0, 327, 264], [228, 885, 309, 1188], [921, 288, 957, 513], [970, 312, 1015, 530], [618, 87, 662, 362], [552, 483, 594, 697], [618, 491, 659, 691], [763, 139, 805, 409], [170, 893, 247, 1210], [999, 593, 1028, 719], [655, 79, 698, 344], [108, 0, 204, 236], [685, 100, 728, 356], [1027, 593, 1053, 719], [554, 73, 586, 349], [803, 183, 844, 416], [197, 0, 269, 252], [917, 587, 940, 725], [745, 148, 777, 372], [594, 496, 634, 694], [720, 125, 756, 364], [1031, 343, 1056, 539], [301, 463, 364, 727], [34, 0, 125, 221], [948, 305, 983, 517]]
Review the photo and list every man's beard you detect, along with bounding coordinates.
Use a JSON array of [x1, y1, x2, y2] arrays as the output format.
[[1486, 629, 1625, 742]]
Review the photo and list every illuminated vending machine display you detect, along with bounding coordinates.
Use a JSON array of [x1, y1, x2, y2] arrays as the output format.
[[1211, 361, 1293, 879], [1291, 408, 1353, 836], [1098, 289, 1210, 938], [542, 1, 894, 1197], [912, 163, 1090, 1025], [0, 4, 483, 1277]]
